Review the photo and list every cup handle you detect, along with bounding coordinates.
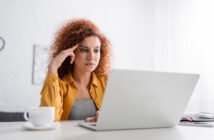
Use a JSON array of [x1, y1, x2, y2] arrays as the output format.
[[23, 112, 29, 121]]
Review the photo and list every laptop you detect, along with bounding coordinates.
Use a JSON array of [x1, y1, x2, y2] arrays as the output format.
[[79, 69, 200, 131]]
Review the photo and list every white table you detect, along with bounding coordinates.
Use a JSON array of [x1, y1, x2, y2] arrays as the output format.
[[1, 121, 214, 140]]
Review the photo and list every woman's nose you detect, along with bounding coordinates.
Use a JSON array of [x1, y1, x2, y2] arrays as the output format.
[[87, 51, 94, 60]]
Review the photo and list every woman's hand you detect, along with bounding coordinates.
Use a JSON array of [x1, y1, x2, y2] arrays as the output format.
[[48, 44, 78, 74], [84, 111, 100, 122]]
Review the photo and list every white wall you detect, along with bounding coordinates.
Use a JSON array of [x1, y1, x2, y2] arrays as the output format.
[[0, 0, 154, 111]]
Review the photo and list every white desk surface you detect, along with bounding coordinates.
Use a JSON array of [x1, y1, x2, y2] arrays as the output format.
[[0, 121, 214, 140]]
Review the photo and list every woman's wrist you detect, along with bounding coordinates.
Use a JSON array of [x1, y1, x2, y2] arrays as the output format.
[[48, 62, 58, 74]]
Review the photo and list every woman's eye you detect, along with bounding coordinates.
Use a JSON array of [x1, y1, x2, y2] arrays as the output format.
[[80, 49, 88, 53], [94, 49, 100, 53]]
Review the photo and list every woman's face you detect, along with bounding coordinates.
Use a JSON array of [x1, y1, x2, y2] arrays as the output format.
[[74, 36, 101, 73]]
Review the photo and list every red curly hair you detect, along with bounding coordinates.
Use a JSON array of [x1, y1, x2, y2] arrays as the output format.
[[50, 19, 112, 79]]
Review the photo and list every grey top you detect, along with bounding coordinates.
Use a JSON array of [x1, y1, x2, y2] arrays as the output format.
[[68, 99, 98, 120]]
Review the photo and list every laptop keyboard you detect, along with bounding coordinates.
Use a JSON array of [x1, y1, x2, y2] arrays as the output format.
[[89, 123, 96, 126]]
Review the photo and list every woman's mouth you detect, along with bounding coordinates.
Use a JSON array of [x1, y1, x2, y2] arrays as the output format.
[[85, 63, 95, 66]]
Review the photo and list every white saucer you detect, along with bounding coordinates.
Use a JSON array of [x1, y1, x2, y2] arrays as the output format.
[[23, 122, 60, 130]]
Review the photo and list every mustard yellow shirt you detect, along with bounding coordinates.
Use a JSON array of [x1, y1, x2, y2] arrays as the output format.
[[40, 72, 108, 121]]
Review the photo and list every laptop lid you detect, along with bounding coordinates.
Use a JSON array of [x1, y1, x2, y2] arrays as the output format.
[[94, 69, 199, 131]]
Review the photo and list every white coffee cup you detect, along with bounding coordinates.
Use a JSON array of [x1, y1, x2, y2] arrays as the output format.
[[24, 107, 55, 127]]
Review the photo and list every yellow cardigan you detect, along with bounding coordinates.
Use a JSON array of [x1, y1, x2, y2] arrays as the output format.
[[40, 72, 107, 121]]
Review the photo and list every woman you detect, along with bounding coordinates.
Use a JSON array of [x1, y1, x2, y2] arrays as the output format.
[[40, 19, 112, 122]]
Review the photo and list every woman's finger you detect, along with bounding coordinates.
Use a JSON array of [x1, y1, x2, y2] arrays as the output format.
[[67, 44, 78, 52], [84, 117, 96, 122], [84, 111, 100, 122], [84, 117, 91, 122], [70, 55, 75, 64], [96, 111, 99, 117]]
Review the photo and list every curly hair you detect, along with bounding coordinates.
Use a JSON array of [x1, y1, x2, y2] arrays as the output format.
[[50, 19, 112, 79]]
